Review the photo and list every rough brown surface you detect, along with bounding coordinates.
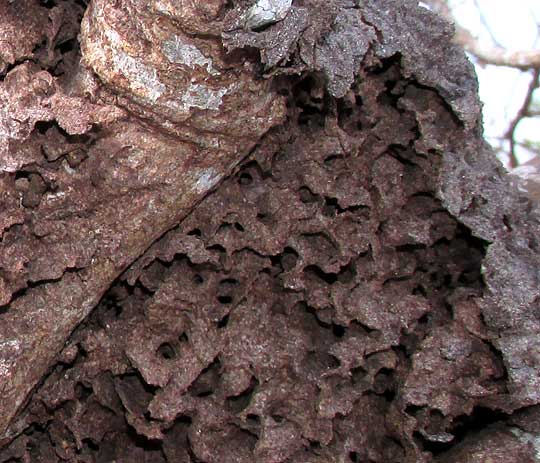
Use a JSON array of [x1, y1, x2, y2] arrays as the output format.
[[0, 0, 539, 462]]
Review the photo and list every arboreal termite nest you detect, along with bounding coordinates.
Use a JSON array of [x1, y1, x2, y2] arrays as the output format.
[[0, 1, 539, 462]]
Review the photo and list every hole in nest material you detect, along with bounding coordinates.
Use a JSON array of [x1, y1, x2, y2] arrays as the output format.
[[157, 342, 176, 360], [238, 172, 253, 185], [217, 295, 233, 305]]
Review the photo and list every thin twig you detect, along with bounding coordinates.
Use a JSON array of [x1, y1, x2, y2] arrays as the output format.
[[504, 68, 540, 168], [426, 0, 540, 69], [473, 0, 503, 48]]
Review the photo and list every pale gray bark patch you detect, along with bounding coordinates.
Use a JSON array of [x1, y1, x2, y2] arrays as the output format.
[[244, 0, 293, 29]]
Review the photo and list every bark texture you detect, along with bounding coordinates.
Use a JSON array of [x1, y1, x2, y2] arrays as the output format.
[[0, 0, 539, 462]]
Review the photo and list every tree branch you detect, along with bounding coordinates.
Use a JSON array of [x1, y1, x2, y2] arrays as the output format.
[[504, 68, 540, 168], [426, 0, 540, 70]]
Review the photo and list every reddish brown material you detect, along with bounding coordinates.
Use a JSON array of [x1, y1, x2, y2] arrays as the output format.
[[0, 1, 539, 462], [0, 0, 284, 440]]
